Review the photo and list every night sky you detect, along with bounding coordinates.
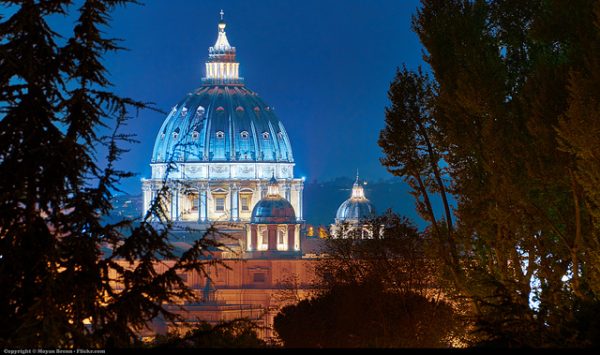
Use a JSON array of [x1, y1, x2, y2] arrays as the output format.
[[58, 0, 424, 194]]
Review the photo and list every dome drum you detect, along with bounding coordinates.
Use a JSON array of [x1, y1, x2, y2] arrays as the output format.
[[150, 162, 296, 181]]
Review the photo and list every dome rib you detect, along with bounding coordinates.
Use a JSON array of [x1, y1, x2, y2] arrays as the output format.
[[203, 92, 216, 160], [226, 87, 235, 160], [266, 119, 278, 161], [278, 121, 293, 161], [232, 86, 256, 160], [249, 119, 260, 161]]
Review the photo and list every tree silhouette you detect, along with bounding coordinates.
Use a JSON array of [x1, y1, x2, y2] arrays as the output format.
[[152, 319, 267, 349], [274, 212, 463, 348], [379, 0, 600, 347], [0, 0, 222, 347]]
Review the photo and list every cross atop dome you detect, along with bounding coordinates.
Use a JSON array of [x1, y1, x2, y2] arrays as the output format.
[[212, 10, 232, 52], [204, 10, 241, 83], [217, 9, 227, 32]]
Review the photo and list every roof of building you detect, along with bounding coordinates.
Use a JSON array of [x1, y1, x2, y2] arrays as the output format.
[[151, 14, 294, 164], [250, 176, 297, 224], [335, 175, 376, 223]]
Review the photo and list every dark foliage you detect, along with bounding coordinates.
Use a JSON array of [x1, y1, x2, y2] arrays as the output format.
[[379, 0, 600, 347], [0, 0, 221, 347], [275, 282, 458, 348], [152, 319, 267, 349], [274, 212, 463, 348]]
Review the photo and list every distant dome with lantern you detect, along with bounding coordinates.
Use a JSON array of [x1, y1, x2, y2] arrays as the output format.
[[335, 176, 376, 223]]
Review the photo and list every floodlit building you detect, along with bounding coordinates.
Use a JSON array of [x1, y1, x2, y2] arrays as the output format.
[[138, 12, 322, 342], [330, 174, 378, 238], [141, 10, 303, 225], [136, 11, 383, 341]]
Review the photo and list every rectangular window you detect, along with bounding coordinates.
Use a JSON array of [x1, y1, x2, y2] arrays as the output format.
[[241, 196, 250, 211], [215, 197, 225, 212], [261, 230, 268, 245], [253, 273, 266, 283]]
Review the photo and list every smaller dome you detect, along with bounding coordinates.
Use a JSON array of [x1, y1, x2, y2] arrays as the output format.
[[335, 199, 375, 223], [335, 177, 376, 223], [250, 176, 297, 224], [251, 198, 297, 224]]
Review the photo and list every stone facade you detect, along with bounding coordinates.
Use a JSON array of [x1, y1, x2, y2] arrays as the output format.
[[142, 174, 304, 223]]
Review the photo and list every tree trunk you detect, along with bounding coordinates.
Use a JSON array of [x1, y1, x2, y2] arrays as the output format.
[[569, 168, 583, 298]]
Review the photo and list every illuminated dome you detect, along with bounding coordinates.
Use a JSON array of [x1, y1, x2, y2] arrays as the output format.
[[151, 87, 294, 163], [251, 177, 297, 224], [335, 176, 376, 223], [142, 11, 305, 226], [151, 13, 293, 164]]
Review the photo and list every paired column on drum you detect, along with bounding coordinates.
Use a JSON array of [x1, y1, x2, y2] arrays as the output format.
[[170, 183, 180, 221], [257, 181, 265, 199], [294, 182, 304, 221], [142, 180, 170, 222], [198, 183, 208, 223], [230, 183, 239, 222], [142, 184, 151, 219], [282, 182, 291, 201]]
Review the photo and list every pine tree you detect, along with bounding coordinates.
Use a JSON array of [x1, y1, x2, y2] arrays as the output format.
[[380, 0, 600, 346], [0, 0, 220, 347], [556, 2, 600, 300], [378, 66, 462, 293]]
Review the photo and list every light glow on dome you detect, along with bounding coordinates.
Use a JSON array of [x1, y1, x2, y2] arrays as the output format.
[[350, 173, 366, 200], [351, 181, 366, 200]]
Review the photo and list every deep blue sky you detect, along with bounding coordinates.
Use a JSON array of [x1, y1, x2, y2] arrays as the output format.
[[68, 0, 425, 194]]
